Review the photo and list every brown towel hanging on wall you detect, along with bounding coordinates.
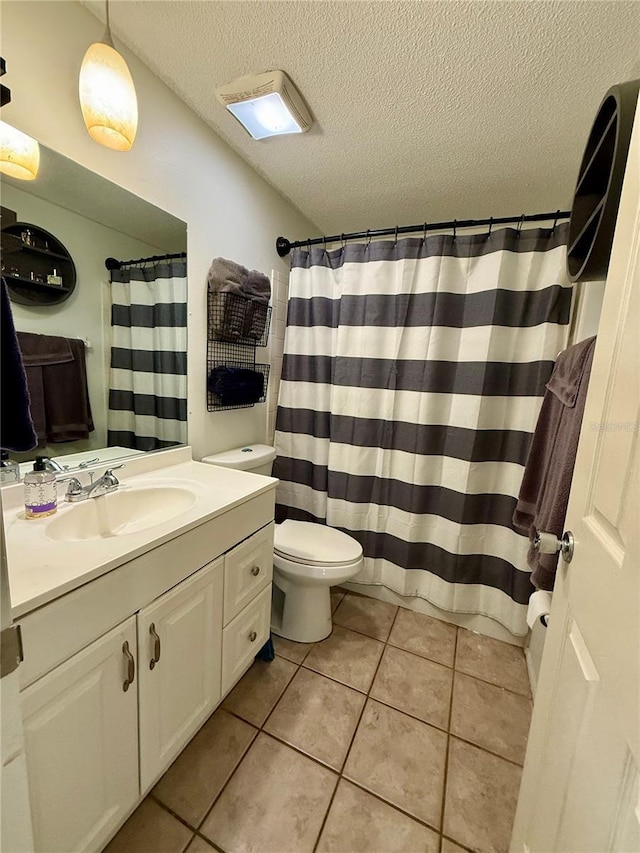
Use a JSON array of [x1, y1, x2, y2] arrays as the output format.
[[513, 335, 597, 591], [17, 332, 94, 444]]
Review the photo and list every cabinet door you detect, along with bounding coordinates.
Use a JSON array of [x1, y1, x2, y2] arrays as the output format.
[[222, 584, 271, 695], [137, 559, 223, 792], [21, 616, 138, 853], [223, 522, 273, 625]]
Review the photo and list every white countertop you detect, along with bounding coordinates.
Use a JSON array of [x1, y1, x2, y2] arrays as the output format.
[[3, 447, 277, 619]]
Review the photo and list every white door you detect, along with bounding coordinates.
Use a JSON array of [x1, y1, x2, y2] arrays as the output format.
[[21, 615, 139, 853], [137, 558, 223, 793], [511, 104, 640, 851]]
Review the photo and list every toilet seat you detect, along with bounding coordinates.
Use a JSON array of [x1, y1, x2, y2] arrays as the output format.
[[274, 520, 363, 567]]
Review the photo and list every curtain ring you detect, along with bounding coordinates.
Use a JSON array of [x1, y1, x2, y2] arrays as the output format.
[[517, 214, 525, 237], [341, 233, 345, 249], [307, 238, 312, 252], [453, 220, 457, 240], [488, 217, 493, 238], [323, 236, 327, 252], [394, 225, 398, 246], [552, 209, 560, 232], [366, 229, 371, 248], [423, 222, 428, 242]]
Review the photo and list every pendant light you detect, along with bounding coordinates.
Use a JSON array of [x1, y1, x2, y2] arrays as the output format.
[[78, 0, 138, 151], [0, 120, 40, 180]]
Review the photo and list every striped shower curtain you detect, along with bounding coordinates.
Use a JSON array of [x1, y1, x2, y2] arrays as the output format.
[[108, 260, 187, 451], [274, 226, 572, 636]]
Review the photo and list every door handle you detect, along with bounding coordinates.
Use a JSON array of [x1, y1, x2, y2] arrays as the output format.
[[534, 530, 575, 563], [149, 623, 161, 670], [122, 641, 135, 691]]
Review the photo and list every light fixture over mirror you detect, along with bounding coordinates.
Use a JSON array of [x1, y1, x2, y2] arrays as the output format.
[[0, 120, 40, 180], [78, 0, 138, 152]]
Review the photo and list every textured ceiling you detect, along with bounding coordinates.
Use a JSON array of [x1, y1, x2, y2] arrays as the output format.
[[88, 0, 639, 235]]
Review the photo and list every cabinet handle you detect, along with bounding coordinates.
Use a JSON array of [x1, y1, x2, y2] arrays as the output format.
[[149, 623, 161, 670], [251, 565, 261, 576], [249, 630, 258, 642], [122, 641, 135, 691]]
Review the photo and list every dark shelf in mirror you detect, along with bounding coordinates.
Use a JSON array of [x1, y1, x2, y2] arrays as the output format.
[[1, 222, 76, 305]]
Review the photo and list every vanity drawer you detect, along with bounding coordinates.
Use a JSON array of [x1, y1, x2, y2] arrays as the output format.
[[221, 585, 271, 695], [223, 522, 273, 625]]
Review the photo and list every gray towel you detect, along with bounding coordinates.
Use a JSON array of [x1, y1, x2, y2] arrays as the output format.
[[513, 335, 596, 591], [207, 257, 249, 297]]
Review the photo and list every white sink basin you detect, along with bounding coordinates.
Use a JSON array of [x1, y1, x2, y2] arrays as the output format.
[[46, 486, 197, 541]]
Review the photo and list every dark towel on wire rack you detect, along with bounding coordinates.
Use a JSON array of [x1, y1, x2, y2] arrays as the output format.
[[17, 332, 94, 444], [207, 258, 271, 341], [207, 366, 265, 406], [0, 278, 37, 451], [513, 335, 596, 591]]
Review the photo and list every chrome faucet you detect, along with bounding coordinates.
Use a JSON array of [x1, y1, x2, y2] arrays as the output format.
[[42, 457, 67, 474], [64, 465, 125, 503]]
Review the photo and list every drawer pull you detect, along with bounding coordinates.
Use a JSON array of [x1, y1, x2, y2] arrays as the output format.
[[122, 641, 135, 691], [249, 630, 258, 642], [251, 565, 261, 576], [149, 623, 161, 670]]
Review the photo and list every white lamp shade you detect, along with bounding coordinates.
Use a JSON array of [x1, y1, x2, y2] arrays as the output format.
[[79, 41, 138, 151], [0, 121, 40, 180]]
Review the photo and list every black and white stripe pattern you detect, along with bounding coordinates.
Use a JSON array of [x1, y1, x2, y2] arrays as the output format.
[[274, 226, 571, 636], [108, 261, 187, 451]]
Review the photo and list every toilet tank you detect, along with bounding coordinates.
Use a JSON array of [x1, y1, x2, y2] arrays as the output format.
[[201, 444, 276, 476]]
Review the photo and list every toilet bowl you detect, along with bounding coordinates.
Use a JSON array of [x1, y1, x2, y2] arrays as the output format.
[[201, 445, 364, 642]]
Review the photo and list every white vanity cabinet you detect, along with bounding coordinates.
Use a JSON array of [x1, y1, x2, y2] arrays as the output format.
[[20, 617, 139, 853], [15, 497, 275, 853], [137, 558, 223, 792]]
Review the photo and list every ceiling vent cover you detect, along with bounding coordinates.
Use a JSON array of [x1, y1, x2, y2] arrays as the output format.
[[215, 70, 312, 140]]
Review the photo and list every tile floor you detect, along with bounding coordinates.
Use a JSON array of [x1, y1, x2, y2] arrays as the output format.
[[105, 590, 532, 853]]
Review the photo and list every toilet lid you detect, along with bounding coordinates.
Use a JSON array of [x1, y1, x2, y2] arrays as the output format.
[[274, 520, 363, 565]]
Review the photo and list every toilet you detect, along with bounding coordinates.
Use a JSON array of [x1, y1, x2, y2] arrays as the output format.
[[201, 444, 364, 642]]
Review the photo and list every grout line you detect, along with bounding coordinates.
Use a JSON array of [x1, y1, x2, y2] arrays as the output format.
[[259, 659, 303, 731], [149, 793, 199, 834], [453, 666, 532, 699], [447, 733, 526, 769], [311, 611, 392, 853], [343, 776, 443, 838], [191, 829, 226, 853], [438, 626, 459, 847], [441, 833, 475, 853]]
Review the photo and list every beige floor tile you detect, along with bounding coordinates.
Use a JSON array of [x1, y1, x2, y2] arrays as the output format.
[[200, 733, 337, 853], [222, 655, 297, 726], [441, 838, 470, 853], [443, 737, 522, 853], [370, 645, 453, 730], [388, 608, 457, 667], [331, 588, 346, 612], [264, 668, 365, 769], [450, 673, 532, 764], [304, 625, 384, 692], [316, 779, 440, 853], [455, 630, 530, 696], [153, 708, 257, 827], [333, 592, 398, 641], [185, 836, 216, 853], [104, 797, 193, 853], [343, 699, 447, 828], [274, 634, 315, 664]]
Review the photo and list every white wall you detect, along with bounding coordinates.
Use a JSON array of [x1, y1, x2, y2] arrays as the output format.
[[3, 183, 176, 456], [0, 0, 318, 460]]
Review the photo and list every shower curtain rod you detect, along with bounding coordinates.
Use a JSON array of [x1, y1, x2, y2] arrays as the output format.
[[275, 209, 571, 257], [104, 251, 186, 271]]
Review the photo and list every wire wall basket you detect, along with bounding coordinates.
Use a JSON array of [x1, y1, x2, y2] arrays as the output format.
[[208, 290, 271, 347]]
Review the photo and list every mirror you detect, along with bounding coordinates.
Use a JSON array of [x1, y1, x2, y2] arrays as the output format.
[[1, 140, 188, 476]]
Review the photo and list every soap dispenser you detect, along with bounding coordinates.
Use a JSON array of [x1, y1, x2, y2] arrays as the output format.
[[24, 456, 57, 518], [0, 450, 20, 484]]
